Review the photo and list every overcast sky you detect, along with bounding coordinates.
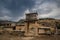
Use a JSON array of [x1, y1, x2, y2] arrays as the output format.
[[0, 0, 60, 21]]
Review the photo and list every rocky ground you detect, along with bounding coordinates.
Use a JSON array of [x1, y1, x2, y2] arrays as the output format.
[[0, 31, 59, 40], [0, 34, 60, 40]]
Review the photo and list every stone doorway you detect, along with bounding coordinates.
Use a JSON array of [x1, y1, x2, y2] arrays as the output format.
[[28, 27, 36, 36], [38, 28, 46, 35], [38, 28, 51, 35]]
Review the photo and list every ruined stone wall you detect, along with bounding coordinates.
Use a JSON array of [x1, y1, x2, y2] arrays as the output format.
[[16, 25, 25, 31]]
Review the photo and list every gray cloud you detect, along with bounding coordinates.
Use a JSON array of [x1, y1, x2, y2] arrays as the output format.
[[0, 0, 35, 21], [0, 0, 60, 21], [30, 0, 60, 19]]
